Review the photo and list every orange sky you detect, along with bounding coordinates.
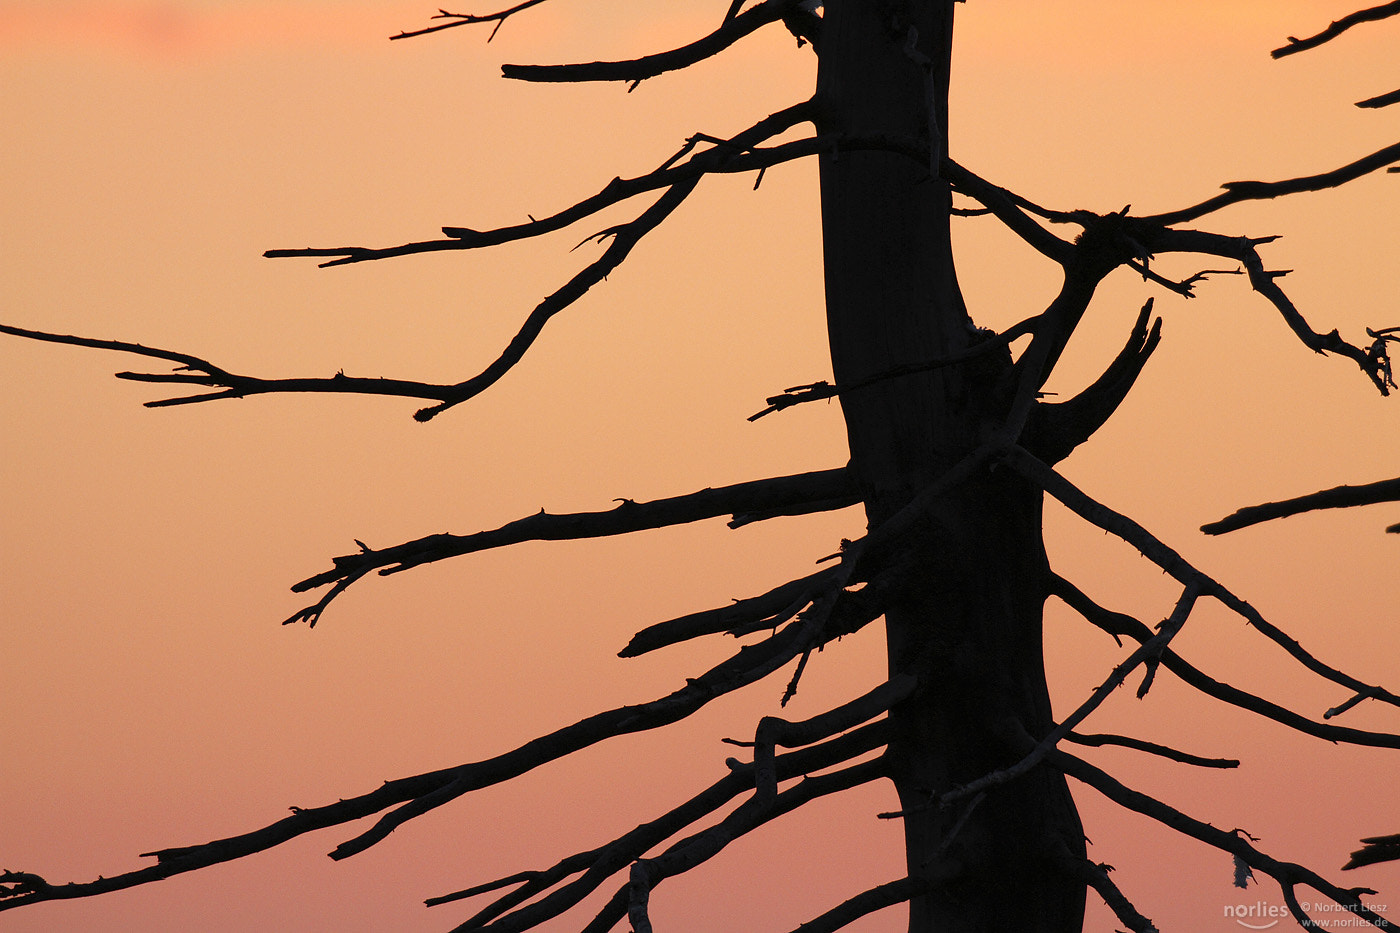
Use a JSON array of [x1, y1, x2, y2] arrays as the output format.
[[3, 2, 1400, 932]]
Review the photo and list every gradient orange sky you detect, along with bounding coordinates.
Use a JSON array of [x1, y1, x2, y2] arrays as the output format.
[[4, 2, 1400, 931]]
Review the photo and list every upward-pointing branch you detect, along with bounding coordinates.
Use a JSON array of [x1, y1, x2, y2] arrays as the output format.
[[1271, 1, 1400, 58]]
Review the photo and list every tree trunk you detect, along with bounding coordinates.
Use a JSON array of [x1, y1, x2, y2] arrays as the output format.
[[815, 2, 1088, 930]]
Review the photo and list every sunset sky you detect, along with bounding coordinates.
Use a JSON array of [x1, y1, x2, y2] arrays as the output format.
[[4, 2, 1400, 931]]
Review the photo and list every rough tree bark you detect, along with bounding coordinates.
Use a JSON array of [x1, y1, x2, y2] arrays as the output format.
[[817, 1, 1085, 928]]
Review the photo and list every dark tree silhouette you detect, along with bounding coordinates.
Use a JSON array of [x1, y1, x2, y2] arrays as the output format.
[[3, 2, 1400, 931]]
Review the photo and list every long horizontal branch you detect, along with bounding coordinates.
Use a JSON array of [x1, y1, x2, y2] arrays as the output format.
[[1271, 1, 1400, 58], [1203, 475, 1400, 535], [286, 466, 857, 628], [1065, 732, 1239, 769]]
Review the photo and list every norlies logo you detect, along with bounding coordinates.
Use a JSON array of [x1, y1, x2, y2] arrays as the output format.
[[1224, 900, 1392, 929]]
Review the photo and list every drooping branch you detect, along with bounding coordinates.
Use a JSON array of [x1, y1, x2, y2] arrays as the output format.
[[1052, 749, 1391, 930], [1202, 474, 1400, 535], [0, 608, 843, 912], [1271, 1, 1400, 58], [1010, 447, 1400, 716], [285, 466, 857, 628], [1050, 572, 1400, 750], [1144, 226, 1397, 394]]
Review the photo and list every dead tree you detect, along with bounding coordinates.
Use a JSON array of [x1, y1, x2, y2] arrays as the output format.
[[3, 2, 1400, 931]]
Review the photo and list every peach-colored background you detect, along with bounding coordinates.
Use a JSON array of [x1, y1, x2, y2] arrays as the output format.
[[3, 2, 1399, 931]]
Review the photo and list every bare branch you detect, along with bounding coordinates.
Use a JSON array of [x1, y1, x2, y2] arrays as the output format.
[[0, 322, 475, 410], [1358, 87, 1400, 108], [574, 759, 887, 933], [1054, 852, 1158, 933], [1010, 447, 1400, 714], [267, 100, 819, 268], [783, 877, 939, 933], [749, 314, 1039, 420], [1065, 732, 1239, 769], [1203, 474, 1400, 535], [287, 466, 856, 628], [1272, 2, 1400, 58], [1050, 573, 1400, 749], [500, 0, 796, 85], [391, 2, 553, 43], [1142, 140, 1400, 227], [1052, 749, 1392, 930], [622, 565, 843, 657], [426, 721, 890, 928], [1346, 833, 1400, 870], [1144, 227, 1397, 394], [731, 674, 916, 808], [0, 608, 849, 912], [1026, 300, 1162, 465]]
